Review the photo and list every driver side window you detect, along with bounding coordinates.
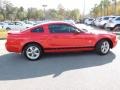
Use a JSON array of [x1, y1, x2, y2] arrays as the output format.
[[49, 24, 79, 33]]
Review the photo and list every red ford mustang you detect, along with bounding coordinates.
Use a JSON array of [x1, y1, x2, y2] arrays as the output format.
[[6, 21, 117, 61]]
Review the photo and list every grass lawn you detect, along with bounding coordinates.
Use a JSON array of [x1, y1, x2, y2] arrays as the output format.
[[0, 29, 8, 40]]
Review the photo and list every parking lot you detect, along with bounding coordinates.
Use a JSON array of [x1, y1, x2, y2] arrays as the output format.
[[0, 30, 120, 90]]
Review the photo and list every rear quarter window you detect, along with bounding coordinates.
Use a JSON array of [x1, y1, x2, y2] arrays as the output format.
[[31, 27, 44, 33]]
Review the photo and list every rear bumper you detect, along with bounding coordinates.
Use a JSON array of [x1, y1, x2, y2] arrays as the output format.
[[5, 42, 21, 53]]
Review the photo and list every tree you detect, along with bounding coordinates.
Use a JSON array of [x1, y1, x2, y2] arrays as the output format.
[[70, 9, 80, 21], [27, 8, 37, 20], [35, 9, 44, 20], [0, 14, 4, 21], [112, 0, 117, 15], [0, 0, 18, 20], [0, 0, 81, 21], [103, 0, 110, 15], [57, 4, 65, 20], [4, 0, 16, 20], [47, 9, 58, 20], [16, 7, 26, 20], [90, 4, 100, 17], [90, 0, 116, 17], [100, 0, 104, 16]]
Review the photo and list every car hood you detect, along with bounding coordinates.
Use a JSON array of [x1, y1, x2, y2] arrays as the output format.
[[86, 29, 112, 35]]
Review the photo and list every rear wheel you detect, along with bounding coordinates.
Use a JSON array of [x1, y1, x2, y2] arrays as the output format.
[[96, 40, 110, 55], [23, 44, 43, 61]]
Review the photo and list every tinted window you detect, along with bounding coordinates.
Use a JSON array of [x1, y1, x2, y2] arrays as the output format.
[[89, 19, 93, 21], [31, 27, 44, 33], [8, 23, 14, 25], [116, 17, 120, 21], [49, 24, 77, 33], [103, 17, 109, 20], [111, 17, 116, 19]]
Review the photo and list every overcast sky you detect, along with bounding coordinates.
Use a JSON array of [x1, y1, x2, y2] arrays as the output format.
[[7, 0, 102, 14]]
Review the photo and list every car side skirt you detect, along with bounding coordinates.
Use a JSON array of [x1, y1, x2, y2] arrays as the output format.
[[44, 46, 95, 53]]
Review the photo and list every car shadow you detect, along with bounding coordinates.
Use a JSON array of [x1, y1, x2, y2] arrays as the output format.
[[0, 51, 116, 80]]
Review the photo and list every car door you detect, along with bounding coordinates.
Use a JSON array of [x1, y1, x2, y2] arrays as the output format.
[[48, 23, 92, 48]]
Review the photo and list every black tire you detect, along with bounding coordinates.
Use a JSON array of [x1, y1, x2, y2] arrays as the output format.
[[6, 27, 11, 30], [23, 44, 43, 61], [113, 25, 120, 32], [96, 40, 110, 55], [103, 23, 106, 29]]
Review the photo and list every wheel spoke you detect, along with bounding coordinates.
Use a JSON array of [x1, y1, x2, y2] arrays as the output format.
[[101, 41, 110, 54], [27, 48, 32, 52], [27, 51, 32, 54], [29, 47, 34, 51], [34, 48, 39, 53]]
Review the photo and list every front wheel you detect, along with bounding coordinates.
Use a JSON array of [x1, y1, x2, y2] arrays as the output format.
[[113, 26, 120, 32], [96, 40, 110, 55], [6, 27, 11, 30], [23, 44, 43, 61], [103, 23, 106, 29]]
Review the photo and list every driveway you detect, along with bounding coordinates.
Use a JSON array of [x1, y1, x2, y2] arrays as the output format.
[[0, 40, 120, 90]]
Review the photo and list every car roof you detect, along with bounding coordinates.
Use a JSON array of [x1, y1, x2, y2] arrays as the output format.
[[22, 21, 76, 32], [37, 21, 74, 26]]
